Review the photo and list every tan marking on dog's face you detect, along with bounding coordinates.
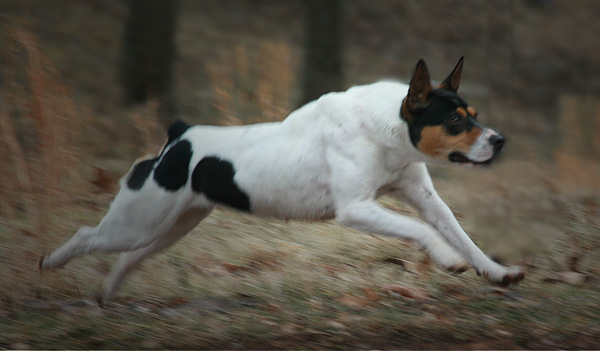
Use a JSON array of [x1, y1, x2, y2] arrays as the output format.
[[466, 106, 477, 117], [416, 125, 483, 160], [456, 107, 467, 118]]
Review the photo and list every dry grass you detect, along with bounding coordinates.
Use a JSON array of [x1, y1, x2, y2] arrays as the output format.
[[130, 99, 165, 155], [0, 25, 88, 314], [207, 40, 295, 125], [1, 26, 83, 232]]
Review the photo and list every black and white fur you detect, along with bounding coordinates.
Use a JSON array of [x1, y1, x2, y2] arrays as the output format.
[[40, 58, 524, 306]]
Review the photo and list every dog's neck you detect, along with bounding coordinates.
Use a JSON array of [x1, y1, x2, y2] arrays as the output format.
[[349, 81, 432, 169]]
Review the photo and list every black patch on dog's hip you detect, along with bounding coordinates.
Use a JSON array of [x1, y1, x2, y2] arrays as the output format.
[[127, 158, 158, 190], [191, 156, 251, 211], [153, 140, 193, 191]]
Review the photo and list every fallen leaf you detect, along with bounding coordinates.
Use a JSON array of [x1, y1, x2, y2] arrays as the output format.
[[327, 320, 345, 330], [486, 286, 509, 296], [281, 322, 300, 334], [21, 229, 35, 237], [91, 166, 115, 193], [323, 265, 337, 275], [443, 284, 471, 301], [542, 277, 561, 284], [336, 293, 371, 308], [420, 312, 455, 326], [247, 257, 280, 272], [381, 284, 431, 301], [567, 255, 581, 273], [543, 271, 588, 286], [362, 287, 380, 303], [222, 262, 249, 273], [416, 254, 432, 275], [236, 293, 261, 307], [264, 302, 282, 313], [494, 329, 513, 338], [381, 257, 407, 268], [168, 297, 190, 306], [558, 271, 586, 285]]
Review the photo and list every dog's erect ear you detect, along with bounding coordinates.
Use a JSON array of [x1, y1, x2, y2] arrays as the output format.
[[407, 59, 433, 112], [439, 56, 464, 92]]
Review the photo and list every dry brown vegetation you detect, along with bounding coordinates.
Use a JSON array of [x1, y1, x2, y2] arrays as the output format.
[[1, 27, 83, 233], [1, 3, 600, 348]]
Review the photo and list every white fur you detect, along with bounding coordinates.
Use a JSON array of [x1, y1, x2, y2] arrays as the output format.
[[467, 128, 498, 162], [40, 81, 523, 305]]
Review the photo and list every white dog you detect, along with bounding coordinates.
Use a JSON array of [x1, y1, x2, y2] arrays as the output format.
[[40, 57, 524, 306]]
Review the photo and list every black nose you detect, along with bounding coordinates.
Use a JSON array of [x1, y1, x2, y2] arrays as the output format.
[[489, 134, 505, 153]]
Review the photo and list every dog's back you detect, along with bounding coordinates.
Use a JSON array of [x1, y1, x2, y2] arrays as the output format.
[[153, 81, 411, 220]]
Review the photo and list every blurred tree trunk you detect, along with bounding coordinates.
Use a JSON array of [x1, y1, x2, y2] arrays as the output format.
[[120, 0, 179, 125], [299, 0, 343, 107]]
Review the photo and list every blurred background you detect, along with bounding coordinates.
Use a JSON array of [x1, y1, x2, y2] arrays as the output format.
[[1, 0, 599, 349]]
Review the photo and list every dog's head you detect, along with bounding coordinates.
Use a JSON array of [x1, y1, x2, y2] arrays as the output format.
[[401, 57, 505, 165]]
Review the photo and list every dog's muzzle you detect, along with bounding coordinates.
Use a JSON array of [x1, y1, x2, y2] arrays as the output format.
[[450, 129, 506, 165]]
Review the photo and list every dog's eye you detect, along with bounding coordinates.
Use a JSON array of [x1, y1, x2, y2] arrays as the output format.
[[448, 114, 462, 125]]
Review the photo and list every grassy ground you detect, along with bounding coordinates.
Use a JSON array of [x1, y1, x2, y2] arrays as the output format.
[[1, 157, 599, 349]]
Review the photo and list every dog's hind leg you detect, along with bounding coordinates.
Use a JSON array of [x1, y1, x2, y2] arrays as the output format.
[[97, 206, 213, 307], [39, 217, 158, 272], [40, 184, 200, 271], [40, 225, 101, 271]]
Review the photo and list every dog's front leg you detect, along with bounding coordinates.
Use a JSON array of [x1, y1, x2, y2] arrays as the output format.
[[327, 146, 468, 271], [336, 200, 471, 271], [396, 163, 524, 285]]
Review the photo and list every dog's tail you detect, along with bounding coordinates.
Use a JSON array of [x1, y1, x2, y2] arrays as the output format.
[[120, 119, 192, 188], [166, 119, 191, 147], [158, 119, 191, 156]]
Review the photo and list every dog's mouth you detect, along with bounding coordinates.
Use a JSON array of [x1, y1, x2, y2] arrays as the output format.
[[448, 152, 492, 166]]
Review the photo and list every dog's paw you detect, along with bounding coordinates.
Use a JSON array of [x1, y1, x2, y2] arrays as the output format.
[[446, 261, 470, 275], [478, 266, 525, 286], [499, 266, 525, 286], [422, 235, 469, 274], [437, 253, 470, 275]]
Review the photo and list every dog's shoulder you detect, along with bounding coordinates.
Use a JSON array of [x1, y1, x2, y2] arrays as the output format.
[[344, 80, 408, 99], [309, 81, 410, 145], [314, 81, 408, 118]]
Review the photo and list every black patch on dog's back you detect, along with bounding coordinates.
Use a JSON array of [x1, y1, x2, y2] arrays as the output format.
[[166, 120, 191, 147], [191, 156, 251, 211], [127, 158, 158, 190], [154, 140, 193, 191]]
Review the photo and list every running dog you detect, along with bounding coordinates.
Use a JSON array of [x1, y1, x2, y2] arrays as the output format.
[[40, 57, 525, 306]]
